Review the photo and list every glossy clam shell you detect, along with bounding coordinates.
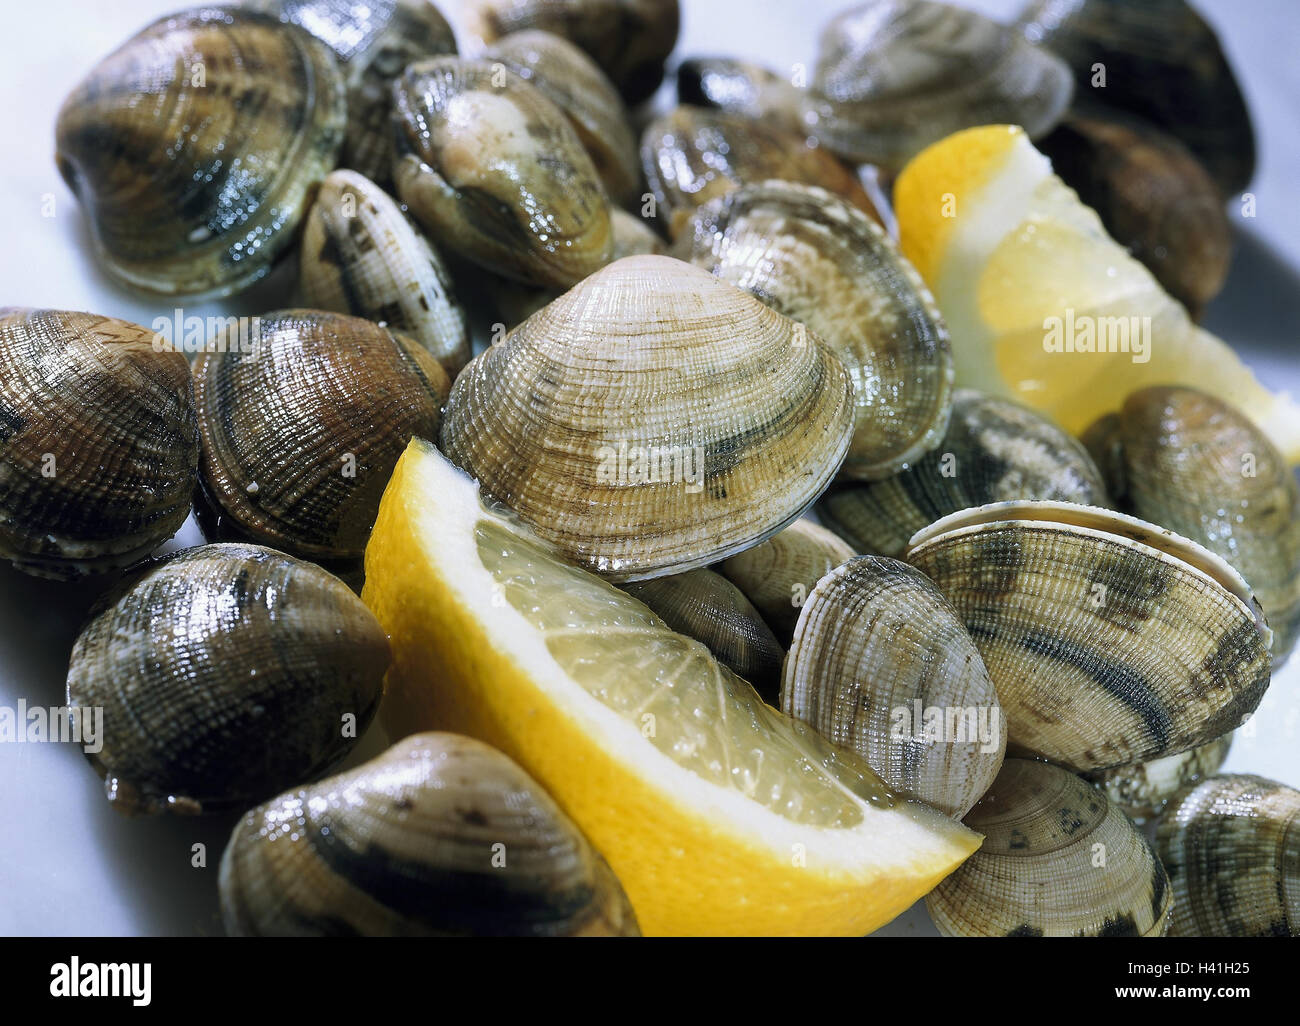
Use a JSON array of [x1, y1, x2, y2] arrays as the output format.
[[906, 501, 1272, 771], [194, 310, 450, 563], [300, 170, 471, 374], [248, 0, 456, 186], [1085, 733, 1232, 823], [640, 106, 880, 239], [927, 759, 1171, 936], [220, 732, 640, 936], [821, 389, 1109, 557], [675, 181, 953, 480], [810, 0, 1072, 170], [440, 255, 855, 581], [54, 6, 345, 298], [1155, 773, 1300, 937], [0, 309, 198, 579], [393, 56, 613, 289], [676, 57, 808, 137], [782, 556, 1004, 818], [484, 30, 640, 205], [66, 543, 389, 816]]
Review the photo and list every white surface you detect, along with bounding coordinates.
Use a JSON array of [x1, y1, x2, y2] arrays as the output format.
[[0, 0, 1297, 936]]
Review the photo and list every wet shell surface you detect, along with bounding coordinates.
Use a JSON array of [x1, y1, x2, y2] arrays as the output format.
[[0, 308, 199, 579], [820, 389, 1110, 557], [782, 556, 1004, 818], [1155, 773, 1300, 937], [719, 518, 857, 645], [194, 310, 450, 564], [66, 543, 389, 816], [622, 568, 785, 701], [640, 106, 879, 238], [810, 0, 1072, 170], [248, 0, 456, 186], [927, 759, 1172, 936], [393, 56, 613, 289], [675, 181, 953, 480], [676, 57, 808, 137], [440, 255, 855, 581], [300, 170, 471, 374], [220, 732, 640, 936], [906, 501, 1272, 771], [54, 6, 346, 298], [1085, 733, 1233, 823], [484, 30, 640, 205]]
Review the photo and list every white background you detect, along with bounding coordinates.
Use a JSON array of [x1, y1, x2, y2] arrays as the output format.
[[0, 0, 1297, 935]]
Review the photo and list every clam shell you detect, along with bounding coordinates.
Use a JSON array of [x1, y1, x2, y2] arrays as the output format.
[[54, 6, 345, 298], [392, 56, 613, 289], [0, 309, 198, 579], [821, 389, 1109, 557], [220, 732, 639, 936], [66, 543, 389, 816], [1155, 773, 1300, 937], [440, 255, 855, 581], [676, 56, 808, 137], [906, 500, 1272, 771], [675, 180, 953, 480], [1085, 733, 1232, 823], [927, 758, 1171, 936], [300, 170, 471, 374], [783, 556, 1005, 817]]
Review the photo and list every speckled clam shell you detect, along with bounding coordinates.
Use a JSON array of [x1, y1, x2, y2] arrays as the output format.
[[623, 568, 785, 701], [0, 309, 198, 579], [220, 732, 640, 936], [640, 106, 880, 239], [675, 181, 952, 480], [440, 255, 855, 581], [1155, 773, 1300, 937], [392, 56, 613, 289], [907, 501, 1272, 771], [300, 170, 470, 374], [821, 389, 1109, 557], [782, 556, 1004, 818], [54, 6, 346, 298], [248, 0, 456, 187], [676, 57, 809, 137], [193, 310, 450, 564], [1082, 387, 1300, 668], [1085, 733, 1232, 823], [484, 30, 640, 205], [810, 0, 1072, 170], [927, 759, 1171, 936], [66, 543, 389, 816]]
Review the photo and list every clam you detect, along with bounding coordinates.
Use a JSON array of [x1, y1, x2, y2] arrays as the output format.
[[467, 0, 680, 104], [1038, 116, 1231, 318], [55, 6, 345, 298], [623, 568, 785, 701], [675, 180, 953, 480], [676, 57, 808, 137], [220, 732, 639, 936], [820, 389, 1109, 557], [1085, 733, 1232, 823], [640, 106, 880, 238], [66, 543, 389, 816], [1155, 773, 1300, 937], [1081, 387, 1300, 667], [809, 0, 1073, 171], [248, 0, 456, 187], [484, 30, 640, 205], [1016, 0, 1256, 196], [782, 556, 1005, 818], [193, 310, 449, 568], [299, 170, 471, 374], [906, 500, 1272, 771], [927, 759, 1171, 936], [440, 255, 855, 581], [392, 57, 613, 289], [719, 519, 856, 645], [0, 309, 198, 579]]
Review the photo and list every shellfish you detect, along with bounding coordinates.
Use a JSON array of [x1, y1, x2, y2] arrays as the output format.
[[1085, 733, 1233, 823]]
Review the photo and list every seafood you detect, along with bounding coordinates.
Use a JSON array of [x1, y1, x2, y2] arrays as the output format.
[[1085, 734, 1233, 823]]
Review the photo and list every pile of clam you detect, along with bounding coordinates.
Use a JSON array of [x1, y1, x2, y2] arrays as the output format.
[[4, 0, 1295, 937]]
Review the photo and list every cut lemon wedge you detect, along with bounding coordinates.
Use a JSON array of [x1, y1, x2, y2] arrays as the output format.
[[362, 440, 979, 936]]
